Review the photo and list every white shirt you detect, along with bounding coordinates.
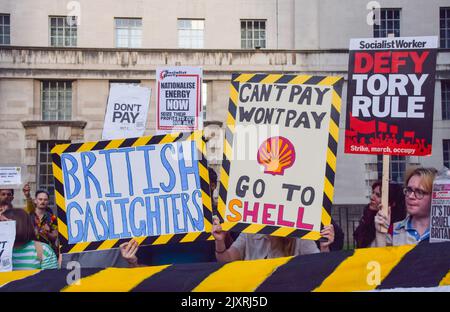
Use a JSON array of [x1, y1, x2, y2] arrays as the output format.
[[231, 233, 320, 260]]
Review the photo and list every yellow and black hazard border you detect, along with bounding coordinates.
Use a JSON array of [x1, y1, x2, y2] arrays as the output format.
[[1, 242, 449, 292], [51, 130, 214, 254], [217, 73, 344, 240]]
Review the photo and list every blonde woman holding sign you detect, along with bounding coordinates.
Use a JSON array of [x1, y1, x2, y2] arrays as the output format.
[[374, 167, 437, 246]]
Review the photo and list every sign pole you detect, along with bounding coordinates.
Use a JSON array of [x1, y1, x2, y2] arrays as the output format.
[[380, 154, 390, 233]]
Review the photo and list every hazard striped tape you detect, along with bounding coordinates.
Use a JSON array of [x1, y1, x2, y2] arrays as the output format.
[[217, 73, 344, 239], [1, 242, 449, 292], [50, 131, 214, 254]]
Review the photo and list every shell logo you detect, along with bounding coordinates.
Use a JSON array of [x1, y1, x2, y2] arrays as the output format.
[[257, 136, 296, 176]]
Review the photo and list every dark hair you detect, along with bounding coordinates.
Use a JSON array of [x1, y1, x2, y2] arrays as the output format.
[[354, 182, 406, 248], [35, 190, 50, 198], [0, 188, 14, 196], [371, 181, 381, 191], [3, 208, 35, 247]]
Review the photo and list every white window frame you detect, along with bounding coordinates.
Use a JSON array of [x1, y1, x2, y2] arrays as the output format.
[[373, 8, 401, 38], [0, 13, 10, 45], [241, 19, 266, 49], [115, 18, 142, 48], [178, 19, 204, 49], [49, 16, 77, 47], [41, 81, 73, 121], [440, 7, 450, 48]]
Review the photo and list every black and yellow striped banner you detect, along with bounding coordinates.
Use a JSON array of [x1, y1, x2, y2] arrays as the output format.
[[50, 131, 214, 254], [217, 73, 344, 240], [1, 242, 449, 292]]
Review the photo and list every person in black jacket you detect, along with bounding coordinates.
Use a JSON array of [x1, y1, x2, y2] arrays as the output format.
[[353, 181, 406, 248]]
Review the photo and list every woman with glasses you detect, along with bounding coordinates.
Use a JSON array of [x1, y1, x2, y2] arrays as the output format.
[[375, 167, 437, 246], [354, 181, 406, 248]]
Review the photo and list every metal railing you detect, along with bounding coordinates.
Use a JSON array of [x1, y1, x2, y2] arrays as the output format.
[[332, 205, 366, 250]]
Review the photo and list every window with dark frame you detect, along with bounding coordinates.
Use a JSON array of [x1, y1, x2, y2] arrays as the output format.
[[49, 16, 77, 47], [0, 13, 10, 45], [241, 20, 266, 49], [377, 155, 407, 184], [444, 140, 450, 169], [442, 80, 450, 120], [37, 140, 70, 208], [440, 7, 450, 48], [373, 8, 400, 38], [41, 81, 72, 121]]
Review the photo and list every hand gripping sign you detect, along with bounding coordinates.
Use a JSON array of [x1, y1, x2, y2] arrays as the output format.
[[216, 73, 343, 240], [51, 131, 213, 254]]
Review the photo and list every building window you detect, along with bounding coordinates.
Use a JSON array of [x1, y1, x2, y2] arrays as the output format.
[[442, 80, 450, 120], [440, 7, 450, 48], [241, 20, 266, 49], [41, 81, 72, 121], [373, 9, 400, 38], [49, 16, 77, 47], [178, 19, 204, 48], [0, 14, 10, 45], [377, 155, 406, 183], [115, 18, 142, 48], [37, 140, 70, 207], [444, 140, 450, 169]]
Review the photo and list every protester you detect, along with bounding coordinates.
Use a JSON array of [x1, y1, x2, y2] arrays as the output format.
[[211, 216, 335, 262], [0, 201, 13, 215], [353, 181, 406, 248], [0, 188, 14, 204], [28, 190, 59, 254], [374, 167, 437, 246], [1, 208, 58, 270]]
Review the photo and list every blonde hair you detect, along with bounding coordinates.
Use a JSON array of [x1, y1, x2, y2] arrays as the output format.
[[268, 236, 297, 256], [405, 167, 437, 193]]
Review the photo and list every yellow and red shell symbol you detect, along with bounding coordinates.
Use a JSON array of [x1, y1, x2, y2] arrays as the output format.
[[257, 136, 296, 176]]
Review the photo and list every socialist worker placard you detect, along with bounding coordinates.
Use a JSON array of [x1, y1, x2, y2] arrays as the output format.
[[345, 36, 437, 156]]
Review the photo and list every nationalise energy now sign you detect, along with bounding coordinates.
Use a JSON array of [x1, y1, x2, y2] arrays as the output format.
[[344, 36, 437, 156], [156, 67, 202, 134], [51, 132, 213, 253]]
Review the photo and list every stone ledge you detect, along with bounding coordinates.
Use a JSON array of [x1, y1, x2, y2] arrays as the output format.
[[21, 120, 87, 129]]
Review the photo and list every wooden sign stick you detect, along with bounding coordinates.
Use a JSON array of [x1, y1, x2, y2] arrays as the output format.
[[380, 154, 390, 233]]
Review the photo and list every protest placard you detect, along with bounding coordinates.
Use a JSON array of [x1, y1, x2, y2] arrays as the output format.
[[216, 73, 343, 239], [102, 84, 151, 140], [156, 66, 202, 133], [344, 36, 438, 156], [0, 167, 22, 186], [430, 169, 450, 242], [51, 131, 213, 254], [0, 221, 15, 272]]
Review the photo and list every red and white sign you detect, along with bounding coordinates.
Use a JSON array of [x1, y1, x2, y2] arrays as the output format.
[[156, 66, 202, 133]]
